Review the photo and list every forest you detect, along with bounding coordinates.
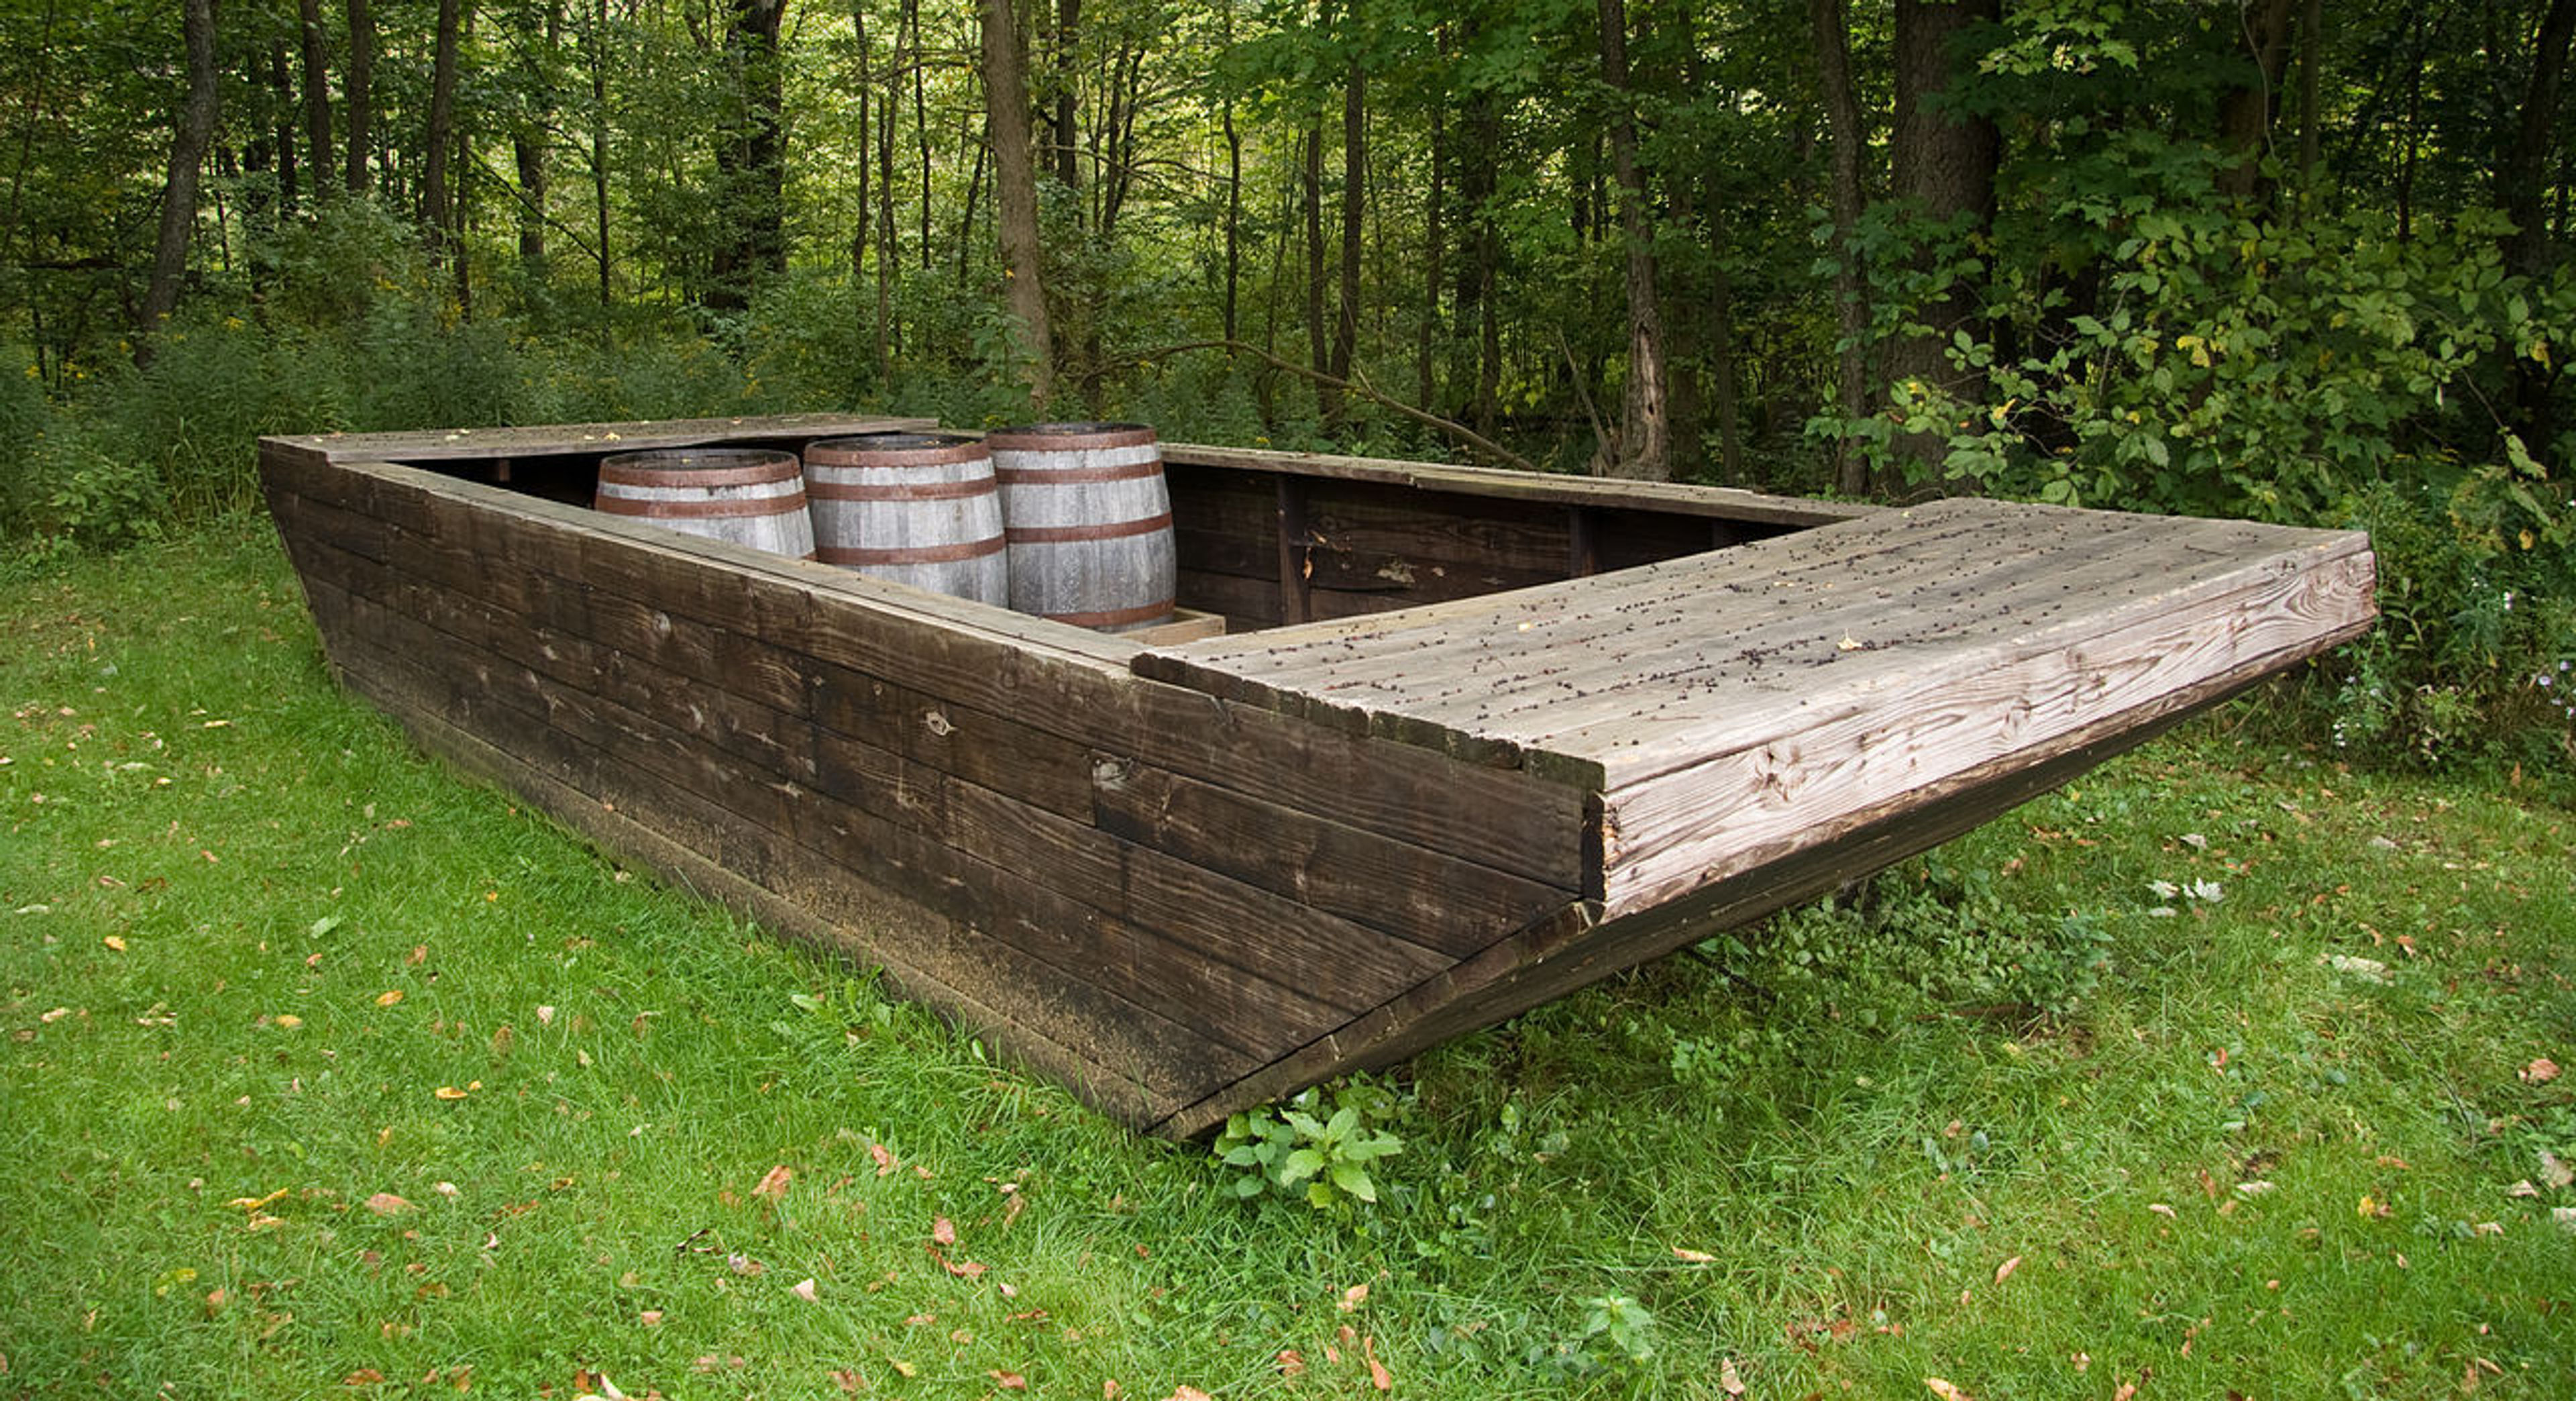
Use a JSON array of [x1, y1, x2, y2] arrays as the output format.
[[1, 0, 2571, 780]]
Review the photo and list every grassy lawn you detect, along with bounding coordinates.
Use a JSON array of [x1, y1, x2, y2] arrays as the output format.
[[4, 520, 2571, 1400]]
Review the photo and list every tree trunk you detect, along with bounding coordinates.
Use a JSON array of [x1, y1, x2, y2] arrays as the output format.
[[2296, 0, 2322, 178], [1886, 0, 2000, 488], [140, 0, 219, 349], [422, 0, 462, 257], [910, 0, 932, 266], [982, 0, 1054, 409], [1417, 76, 1443, 414], [2215, 0, 2298, 198], [1811, 0, 1872, 496], [345, 0, 374, 194], [1330, 50, 1364, 429], [1303, 124, 1332, 419], [706, 0, 788, 313], [1595, 0, 1669, 480], [1052, 0, 1080, 194], [2503, 0, 2576, 278], [269, 41, 300, 215], [1453, 70, 1502, 436], [516, 1, 563, 271], [590, 0, 612, 309], [2505, 0, 2576, 453], [297, 0, 332, 207]]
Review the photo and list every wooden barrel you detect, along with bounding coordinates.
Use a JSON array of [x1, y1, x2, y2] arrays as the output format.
[[988, 421, 1176, 631], [593, 449, 815, 560], [800, 432, 1008, 606]]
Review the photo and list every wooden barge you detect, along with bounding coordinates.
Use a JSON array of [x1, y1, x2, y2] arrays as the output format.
[[258, 415, 2377, 1137]]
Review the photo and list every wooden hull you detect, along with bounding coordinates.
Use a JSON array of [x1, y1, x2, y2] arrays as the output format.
[[258, 415, 2376, 1137]]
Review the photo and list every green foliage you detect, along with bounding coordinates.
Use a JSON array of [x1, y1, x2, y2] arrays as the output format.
[[107, 315, 347, 520], [1715, 854, 2116, 1025], [1213, 1081, 1405, 1209], [2310, 469, 2575, 774], [1575, 1293, 1658, 1371]]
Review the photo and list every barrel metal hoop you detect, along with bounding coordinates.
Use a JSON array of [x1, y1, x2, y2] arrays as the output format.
[[992, 462, 1165, 486], [595, 490, 810, 519], [804, 437, 994, 468], [808, 478, 998, 502], [1005, 511, 1174, 544], [598, 452, 802, 488], [986, 423, 1158, 452], [1042, 599, 1178, 629], [820, 535, 1008, 566]]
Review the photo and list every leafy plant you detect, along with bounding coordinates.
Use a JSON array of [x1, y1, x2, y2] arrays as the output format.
[[1212, 1081, 1404, 1208], [1576, 1293, 1658, 1369]]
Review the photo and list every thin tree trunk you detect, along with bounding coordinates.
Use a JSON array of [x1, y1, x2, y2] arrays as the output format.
[[422, 0, 462, 258], [1222, 93, 1242, 344], [1301, 124, 1333, 421], [140, 0, 219, 349], [982, 0, 1054, 409], [2297, 0, 2322, 178], [2506, 0, 2576, 452], [1417, 71, 1443, 414], [345, 0, 374, 193], [516, 1, 562, 270], [1596, 0, 1669, 480], [590, 0, 612, 309], [1053, 0, 1080, 194], [270, 41, 301, 215], [1330, 48, 1364, 429], [910, 0, 932, 267], [1811, 0, 1871, 496], [299, 0, 331, 205]]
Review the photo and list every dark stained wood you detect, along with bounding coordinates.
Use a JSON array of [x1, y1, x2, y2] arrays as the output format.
[[266, 413, 934, 468], [1277, 475, 1313, 625], [1159, 440, 1871, 530]]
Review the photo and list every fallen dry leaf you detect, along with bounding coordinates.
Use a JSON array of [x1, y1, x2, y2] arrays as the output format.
[[1165, 1388, 1210, 1401], [274, 1014, 303, 1030], [2523, 1057, 2561, 1085], [989, 1371, 1027, 1390], [433, 1086, 469, 1101], [639, 1310, 663, 1327], [753, 1165, 794, 1202], [1276, 1350, 1305, 1380], [375, 990, 404, 1007], [1364, 1336, 1391, 1392], [363, 1192, 413, 1216], [2540, 1151, 2574, 1191], [1924, 1379, 1974, 1401], [344, 1370, 386, 1386], [1720, 1356, 1746, 1395], [932, 1216, 957, 1247], [794, 1278, 819, 1302], [870, 1143, 897, 1176], [1339, 1282, 1368, 1311], [1993, 1255, 2023, 1285], [2112, 1382, 2137, 1401], [1672, 1247, 1717, 1263], [828, 1368, 864, 1394], [537, 1004, 556, 1026], [102, 935, 127, 952]]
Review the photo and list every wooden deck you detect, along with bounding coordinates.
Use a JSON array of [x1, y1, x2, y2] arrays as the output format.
[[1138, 496, 2377, 920], [257, 416, 2377, 1139]]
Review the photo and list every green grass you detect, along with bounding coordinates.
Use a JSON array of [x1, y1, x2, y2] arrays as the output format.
[[4, 521, 2572, 1400]]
